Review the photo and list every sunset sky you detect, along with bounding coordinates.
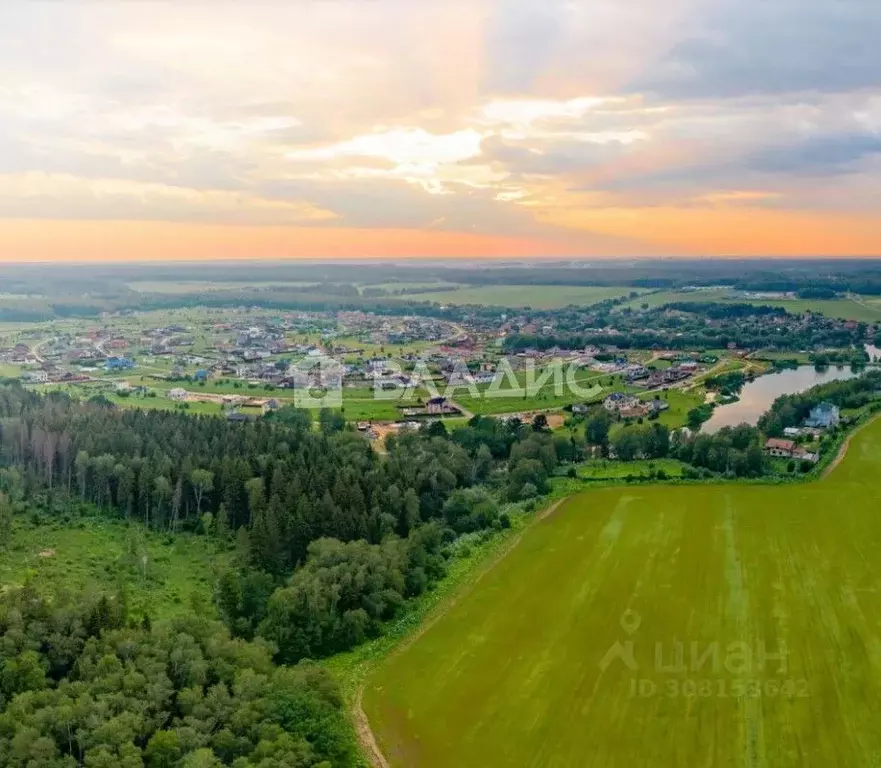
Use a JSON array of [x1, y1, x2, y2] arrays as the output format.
[[1, 0, 880, 261]]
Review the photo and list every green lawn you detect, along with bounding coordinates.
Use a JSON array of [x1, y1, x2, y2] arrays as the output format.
[[577, 457, 689, 479], [639, 388, 705, 428], [407, 285, 646, 309], [454, 368, 616, 416], [0, 363, 22, 378], [365, 416, 881, 768], [0, 515, 228, 620]]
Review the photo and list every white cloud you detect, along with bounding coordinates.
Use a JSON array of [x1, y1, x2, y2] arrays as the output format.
[[480, 97, 615, 126], [0, 172, 336, 225], [287, 128, 485, 169]]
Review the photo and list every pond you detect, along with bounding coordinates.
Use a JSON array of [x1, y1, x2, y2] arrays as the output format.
[[701, 364, 860, 433]]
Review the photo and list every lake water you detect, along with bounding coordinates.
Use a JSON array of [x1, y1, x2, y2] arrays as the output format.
[[701, 365, 859, 433]]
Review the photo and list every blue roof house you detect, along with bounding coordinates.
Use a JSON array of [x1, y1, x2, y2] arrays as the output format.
[[805, 402, 840, 429], [105, 357, 135, 371]]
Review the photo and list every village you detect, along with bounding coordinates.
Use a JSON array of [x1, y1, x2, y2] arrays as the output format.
[[0, 306, 724, 435]]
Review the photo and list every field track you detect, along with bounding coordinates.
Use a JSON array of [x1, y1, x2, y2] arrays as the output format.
[[354, 498, 565, 767]]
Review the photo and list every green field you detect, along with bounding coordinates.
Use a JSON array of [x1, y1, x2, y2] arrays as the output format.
[[0, 515, 227, 620], [454, 368, 614, 416], [365, 417, 881, 767], [618, 289, 734, 310], [619, 290, 881, 323], [407, 285, 646, 309], [740, 297, 881, 323]]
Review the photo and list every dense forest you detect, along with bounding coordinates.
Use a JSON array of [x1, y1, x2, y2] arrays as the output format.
[[0, 383, 565, 663], [0, 585, 357, 767]]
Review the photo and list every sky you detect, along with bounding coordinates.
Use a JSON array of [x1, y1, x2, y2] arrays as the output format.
[[1, 0, 880, 261]]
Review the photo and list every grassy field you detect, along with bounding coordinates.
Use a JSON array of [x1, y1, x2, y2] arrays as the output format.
[[454, 368, 615, 416], [619, 290, 881, 323], [577, 457, 689, 479], [0, 515, 227, 620], [407, 285, 646, 309], [365, 416, 881, 767], [618, 290, 734, 310], [739, 297, 881, 323], [42, 378, 431, 422]]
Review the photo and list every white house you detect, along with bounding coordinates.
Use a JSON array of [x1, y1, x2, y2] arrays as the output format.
[[168, 387, 188, 401], [603, 392, 640, 412], [805, 402, 840, 429]]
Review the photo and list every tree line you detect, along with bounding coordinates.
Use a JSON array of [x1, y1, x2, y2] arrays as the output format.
[[580, 408, 767, 478]]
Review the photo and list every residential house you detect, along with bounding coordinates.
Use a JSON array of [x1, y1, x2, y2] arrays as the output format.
[[805, 402, 840, 429], [470, 371, 498, 385], [764, 438, 797, 458], [625, 365, 650, 381], [793, 448, 819, 463], [619, 404, 651, 419], [603, 392, 640, 412], [425, 396, 459, 415], [168, 387, 188, 401]]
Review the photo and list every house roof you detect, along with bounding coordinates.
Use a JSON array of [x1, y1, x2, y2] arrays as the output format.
[[766, 438, 796, 450]]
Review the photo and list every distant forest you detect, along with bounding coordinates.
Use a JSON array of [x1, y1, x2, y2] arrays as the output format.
[[4, 259, 881, 320]]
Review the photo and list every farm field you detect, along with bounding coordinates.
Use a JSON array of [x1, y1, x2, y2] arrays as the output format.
[[0, 516, 226, 620], [407, 285, 646, 309], [738, 297, 881, 322], [364, 416, 881, 768], [617, 289, 735, 309], [619, 290, 881, 323]]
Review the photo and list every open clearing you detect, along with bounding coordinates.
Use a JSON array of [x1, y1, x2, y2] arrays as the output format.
[[407, 285, 645, 309], [365, 417, 881, 767], [0, 516, 226, 619]]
